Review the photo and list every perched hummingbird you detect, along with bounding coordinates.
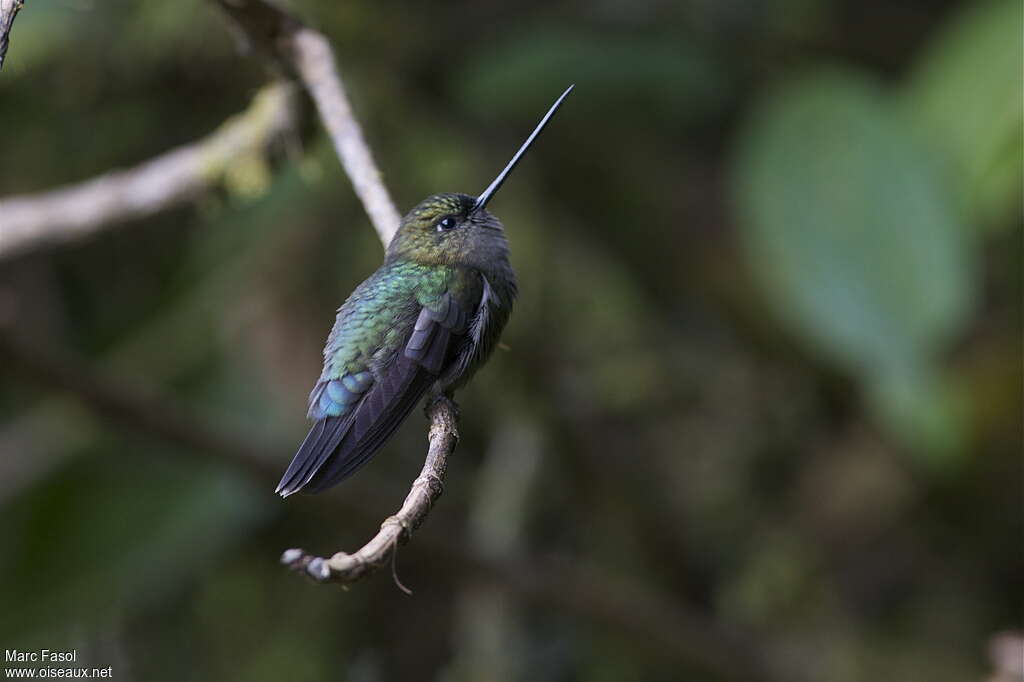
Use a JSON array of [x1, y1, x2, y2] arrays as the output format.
[[276, 86, 573, 496]]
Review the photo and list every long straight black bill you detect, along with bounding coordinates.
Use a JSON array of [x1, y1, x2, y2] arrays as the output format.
[[472, 84, 574, 213]]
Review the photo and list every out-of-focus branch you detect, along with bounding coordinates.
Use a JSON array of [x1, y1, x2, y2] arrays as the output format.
[[0, 332, 791, 681], [0, 205, 305, 500], [212, 0, 401, 245], [0, 331, 281, 482], [986, 632, 1024, 682], [281, 397, 458, 584], [449, 420, 543, 680], [0, 330, 794, 682], [0, 84, 296, 260], [0, 0, 23, 71]]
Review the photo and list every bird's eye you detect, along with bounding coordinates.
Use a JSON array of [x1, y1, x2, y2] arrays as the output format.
[[435, 216, 457, 232]]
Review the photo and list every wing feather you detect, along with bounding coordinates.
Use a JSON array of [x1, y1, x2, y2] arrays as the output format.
[[302, 354, 433, 492], [277, 291, 472, 496]]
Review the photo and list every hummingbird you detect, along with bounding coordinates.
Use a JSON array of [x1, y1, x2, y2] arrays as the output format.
[[276, 85, 573, 496]]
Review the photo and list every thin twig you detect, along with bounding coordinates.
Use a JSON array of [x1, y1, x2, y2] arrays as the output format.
[[0, 0, 24, 71], [281, 397, 459, 584], [0, 84, 296, 260], [212, 0, 401, 245]]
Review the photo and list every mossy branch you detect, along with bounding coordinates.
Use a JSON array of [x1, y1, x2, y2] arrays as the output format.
[[0, 0, 24, 71], [0, 84, 296, 260]]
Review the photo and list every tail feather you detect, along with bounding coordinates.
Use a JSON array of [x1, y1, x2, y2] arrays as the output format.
[[276, 355, 434, 496], [275, 416, 353, 497], [303, 356, 434, 493]]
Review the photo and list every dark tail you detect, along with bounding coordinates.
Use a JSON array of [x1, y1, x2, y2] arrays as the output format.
[[276, 355, 434, 496]]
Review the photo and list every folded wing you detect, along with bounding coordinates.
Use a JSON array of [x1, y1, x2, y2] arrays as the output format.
[[276, 293, 469, 496]]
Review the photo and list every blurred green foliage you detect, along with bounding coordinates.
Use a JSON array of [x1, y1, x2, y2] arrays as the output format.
[[903, 0, 1023, 226], [733, 69, 975, 462], [0, 1, 1020, 681]]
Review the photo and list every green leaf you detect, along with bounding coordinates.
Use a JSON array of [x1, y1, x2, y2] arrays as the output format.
[[731, 69, 976, 461], [902, 0, 1023, 228], [869, 368, 967, 470]]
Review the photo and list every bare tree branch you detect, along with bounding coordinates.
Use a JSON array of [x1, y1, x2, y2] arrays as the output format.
[[280, 397, 458, 584], [0, 84, 296, 260], [212, 0, 401, 245], [0, 0, 23, 71]]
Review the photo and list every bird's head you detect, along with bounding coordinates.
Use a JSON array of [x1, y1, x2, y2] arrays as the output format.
[[385, 85, 573, 271], [387, 192, 507, 269]]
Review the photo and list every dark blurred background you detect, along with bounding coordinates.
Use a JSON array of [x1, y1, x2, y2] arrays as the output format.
[[0, 0, 1021, 680]]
